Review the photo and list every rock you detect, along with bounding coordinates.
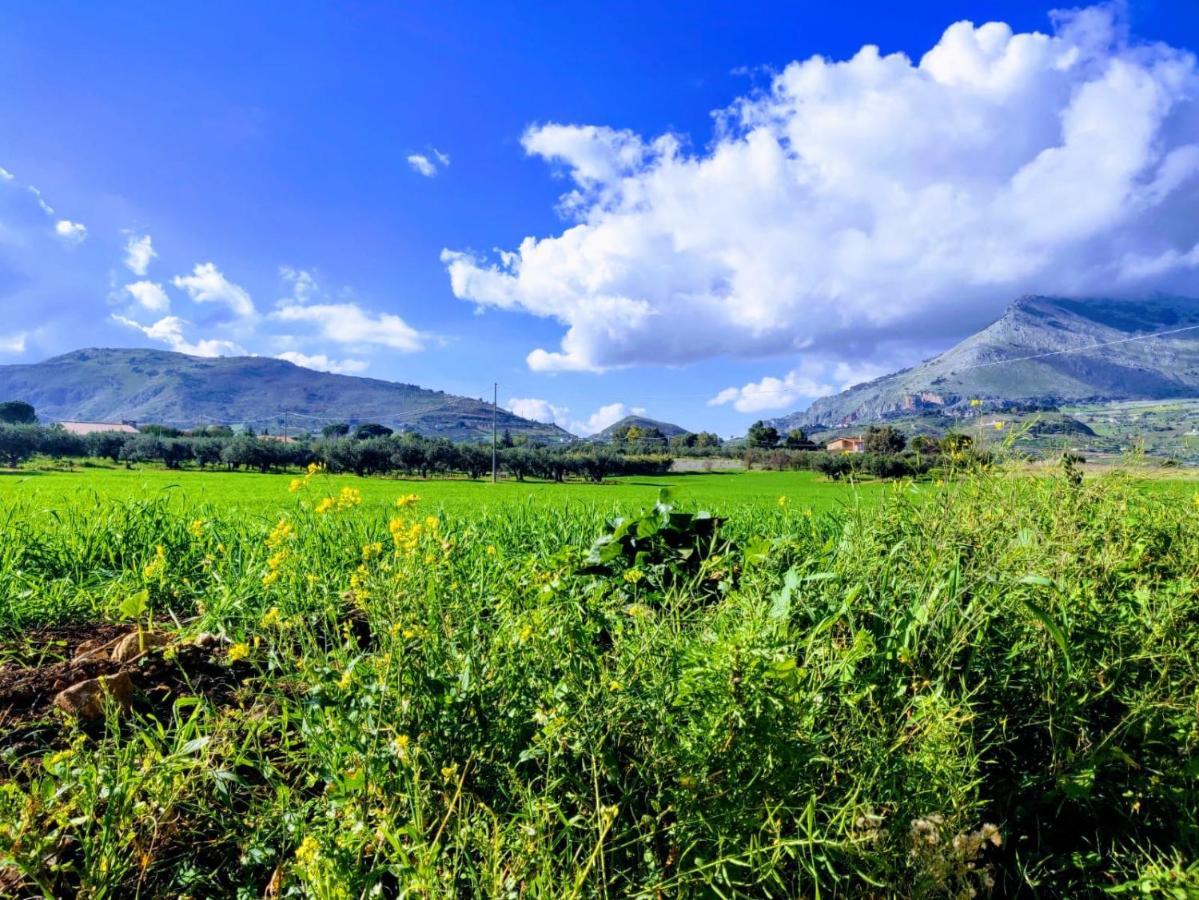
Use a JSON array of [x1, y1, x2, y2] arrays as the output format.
[[110, 630, 172, 663], [53, 672, 134, 720], [71, 635, 123, 664], [191, 632, 229, 652]]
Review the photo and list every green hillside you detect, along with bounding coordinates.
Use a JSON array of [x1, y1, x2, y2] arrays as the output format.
[[0, 348, 572, 442]]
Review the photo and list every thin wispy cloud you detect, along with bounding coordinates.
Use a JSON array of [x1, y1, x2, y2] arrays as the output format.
[[407, 147, 450, 177], [276, 351, 369, 375], [112, 313, 242, 357]]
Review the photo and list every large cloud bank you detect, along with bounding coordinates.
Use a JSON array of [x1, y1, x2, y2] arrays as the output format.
[[443, 6, 1199, 374]]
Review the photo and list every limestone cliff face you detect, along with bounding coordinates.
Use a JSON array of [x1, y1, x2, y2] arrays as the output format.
[[769, 295, 1199, 430]]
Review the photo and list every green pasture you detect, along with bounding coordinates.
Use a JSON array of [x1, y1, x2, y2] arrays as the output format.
[[0, 464, 890, 519]]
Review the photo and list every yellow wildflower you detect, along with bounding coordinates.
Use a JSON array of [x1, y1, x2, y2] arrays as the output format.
[[266, 518, 295, 548], [227, 642, 250, 663], [393, 734, 411, 757], [777, 495, 789, 508], [260, 606, 282, 628], [187, 518, 205, 539], [424, 515, 439, 531], [486, 545, 497, 556], [295, 834, 320, 867], [288, 478, 304, 493], [337, 486, 362, 509], [314, 497, 335, 515], [338, 669, 353, 690], [306, 462, 324, 477], [623, 568, 645, 584], [441, 763, 458, 782], [142, 544, 166, 580], [993, 420, 1005, 431], [970, 398, 982, 407], [395, 493, 420, 508]]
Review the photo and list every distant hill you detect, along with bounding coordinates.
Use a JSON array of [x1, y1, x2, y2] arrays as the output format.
[[771, 295, 1199, 431], [590, 415, 690, 443], [0, 348, 573, 442]]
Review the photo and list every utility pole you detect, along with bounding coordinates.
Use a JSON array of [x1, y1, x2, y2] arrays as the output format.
[[491, 382, 498, 483]]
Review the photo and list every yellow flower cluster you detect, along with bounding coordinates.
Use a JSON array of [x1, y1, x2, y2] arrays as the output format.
[[289, 462, 326, 493], [777, 495, 789, 508], [623, 568, 645, 584], [228, 642, 250, 662], [395, 493, 421, 508], [314, 485, 362, 514], [389, 517, 424, 554], [267, 518, 295, 549], [294, 834, 320, 867], [262, 549, 289, 586], [187, 518, 205, 539], [142, 544, 167, 580], [263, 518, 297, 586]]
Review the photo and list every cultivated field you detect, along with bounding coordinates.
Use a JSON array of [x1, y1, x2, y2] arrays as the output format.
[[1, 465, 1197, 895]]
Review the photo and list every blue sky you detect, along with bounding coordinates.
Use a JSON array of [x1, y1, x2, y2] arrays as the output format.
[[1, 1, 1197, 436]]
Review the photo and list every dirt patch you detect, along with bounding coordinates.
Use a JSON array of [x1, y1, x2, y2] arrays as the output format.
[[0, 624, 250, 768]]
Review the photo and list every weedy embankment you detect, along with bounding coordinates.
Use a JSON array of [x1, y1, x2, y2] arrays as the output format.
[[0, 471, 1196, 896]]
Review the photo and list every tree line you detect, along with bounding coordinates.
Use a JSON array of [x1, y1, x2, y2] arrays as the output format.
[[0, 423, 674, 482]]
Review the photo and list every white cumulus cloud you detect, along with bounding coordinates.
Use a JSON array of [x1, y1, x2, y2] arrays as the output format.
[[54, 219, 87, 245], [710, 361, 891, 413], [271, 268, 425, 352], [443, 5, 1199, 374], [124, 280, 170, 312], [504, 398, 647, 436], [276, 351, 369, 375], [272, 302, 424, 351], [0, 167, 13, 182], [172, 262, 255, 318], [112, 314, 241, 357], [506, 397, 571, 429], [124, 234, 156, 276]]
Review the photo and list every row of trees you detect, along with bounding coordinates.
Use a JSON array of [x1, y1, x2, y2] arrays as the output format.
[[743, 432, 987, 479], [0, 424, 673, 482]]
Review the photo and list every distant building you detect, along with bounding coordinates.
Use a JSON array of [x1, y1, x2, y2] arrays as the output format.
[[826, 436, 865, 453], [58, 421, 138, 436]]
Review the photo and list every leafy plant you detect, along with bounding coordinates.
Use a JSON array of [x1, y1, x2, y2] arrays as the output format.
[[580, 488, 731, 598]]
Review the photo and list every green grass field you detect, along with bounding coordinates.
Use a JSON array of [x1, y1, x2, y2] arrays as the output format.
[[0, 464, 890, 518], [1, 464, 1197, 896]]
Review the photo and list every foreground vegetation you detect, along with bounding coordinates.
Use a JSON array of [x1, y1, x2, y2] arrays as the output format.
[[1, 467, 1197, 896]]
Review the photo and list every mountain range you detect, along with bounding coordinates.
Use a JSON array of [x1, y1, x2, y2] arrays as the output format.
[[0, 348, 571, 442], [770, 295, 1199, 431]]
